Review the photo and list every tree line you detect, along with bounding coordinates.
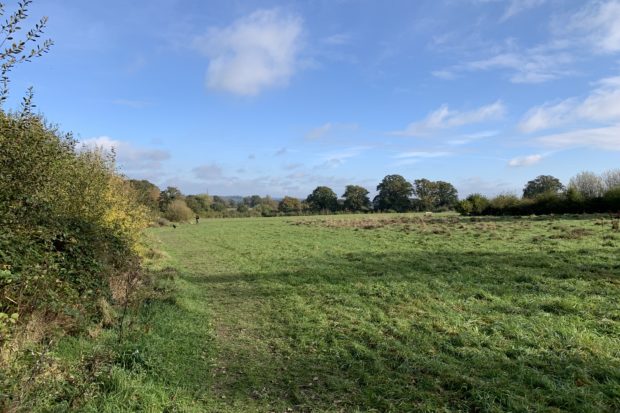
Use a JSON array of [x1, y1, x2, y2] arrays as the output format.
[[129, 175, 461, 222], [457, 171, 620, 216], [131, 169, 620, 222]]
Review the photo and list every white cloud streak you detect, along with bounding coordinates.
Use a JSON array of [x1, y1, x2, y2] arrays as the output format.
[[392, 101, 505, 137], [520, 75, 620, 132], [508, 154, 543, 167]]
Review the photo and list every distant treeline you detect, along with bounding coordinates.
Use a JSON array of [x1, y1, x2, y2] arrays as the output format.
[[131, 170, 620, 222]]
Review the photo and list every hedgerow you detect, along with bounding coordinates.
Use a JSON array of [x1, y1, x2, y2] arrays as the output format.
[[0, 109, 149, 406]]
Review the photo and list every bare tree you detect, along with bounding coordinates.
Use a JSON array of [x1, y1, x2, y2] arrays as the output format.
[[602, 169, 620, 191], [568, 171, 605, 199]]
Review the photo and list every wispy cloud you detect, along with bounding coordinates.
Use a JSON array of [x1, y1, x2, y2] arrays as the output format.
[[112, 99, 153, 109], [322, 33, 351, 45], [394, 151, 451, 159], [304, 122, 359, 140], [501, 0, 549, 21], [508, 153, 543, 167], [80, 136, 170, 171], [447, 130, 499, 145], [193, 164, 224, 180], [537, 124, 620, 151], [318, 146, 368, 168], [519, 75, 620, 132], [392, 101, 505, 137], [194, 9, 303, 96], [563, 0, 620, 54], [435, 1, 620, 84]]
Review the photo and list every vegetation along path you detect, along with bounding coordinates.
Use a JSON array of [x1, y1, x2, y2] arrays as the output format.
[[118, 214, 619, 412]]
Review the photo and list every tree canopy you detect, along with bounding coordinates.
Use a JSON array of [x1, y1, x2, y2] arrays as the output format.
[[374, 175, 413, 212], [306, 186, 338, 212], [342, 185, 371, 212], [523, 175, 564, 199]]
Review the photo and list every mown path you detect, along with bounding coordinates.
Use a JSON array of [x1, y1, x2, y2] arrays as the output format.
[[132, 215, 620, 412]]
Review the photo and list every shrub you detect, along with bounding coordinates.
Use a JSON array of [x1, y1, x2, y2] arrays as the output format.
[[0, 110, 148, 342], [164, 199, 194, 222]]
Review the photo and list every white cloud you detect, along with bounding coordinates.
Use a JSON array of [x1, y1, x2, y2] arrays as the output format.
[[447, 130, 499, 145], [501, 0, 548, 21], [537, 124, 620, 151], [508, 154, 543, 167], [194, 9, 303, 96], [435, 1, 620, 84], [565, 0, 620, 54], [394, 151, 451, 159], [80, 136, 170, 171], [392, 101, 505, 136], [463, 51, 574, 84], [520, 75, 620, 132]]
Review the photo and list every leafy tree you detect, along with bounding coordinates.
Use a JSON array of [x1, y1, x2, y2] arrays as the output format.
[[261, 196, 279, 211], [237, 204, 249, 213], [164, 199, 193, 222], [306, 186, 338, 212], [158, 186, 183, 211], [374, 175, 413, 212], [411, 179, 457, 211], [129, 179, 160, 211], [243, 194, 263, 207], [211, 195, 236, 209], [278, 196, 302, 214], [522, 175, 564, 199], [185, 194, 212, 214], [456, 193, 489, 215], [569, 171, 604, 199], [342, 185, 370, 212]]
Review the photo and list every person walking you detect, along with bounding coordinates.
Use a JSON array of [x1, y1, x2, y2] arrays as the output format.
[[195, 214, 200, 224]]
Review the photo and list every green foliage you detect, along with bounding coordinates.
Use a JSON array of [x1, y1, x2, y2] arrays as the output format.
[[164, 199, 193, 222], [185, 194, 212, 215], [523, 175, 564, 199], [0, 109, 148, 406], [342, 185, 371, 212], [278, 196, 302, 215], [158, 186, 182, 212], [374, 174, 413, 212], [306, 186, 338, 212], [129, 179, 160, 212], [456, 193, 490, 215], [412, 179, 458, 211]]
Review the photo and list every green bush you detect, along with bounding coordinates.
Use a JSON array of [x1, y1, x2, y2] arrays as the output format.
[[164, 199, 193, 222], [0, 110, 148, 340]]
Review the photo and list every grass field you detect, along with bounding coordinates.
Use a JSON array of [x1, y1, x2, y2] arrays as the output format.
[[59, 213, 619, 412]]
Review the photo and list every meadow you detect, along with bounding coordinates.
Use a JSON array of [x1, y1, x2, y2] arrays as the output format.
[[57, 213, 619, 412]]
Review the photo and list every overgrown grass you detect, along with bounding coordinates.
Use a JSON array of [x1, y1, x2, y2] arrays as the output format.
[[41, 213, 620, 412]]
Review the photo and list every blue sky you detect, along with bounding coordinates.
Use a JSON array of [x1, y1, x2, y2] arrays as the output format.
[[8, 0, 620, 197]]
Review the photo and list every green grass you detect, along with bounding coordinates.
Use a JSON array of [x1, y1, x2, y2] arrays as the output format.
[[59, 214, 620, 412]]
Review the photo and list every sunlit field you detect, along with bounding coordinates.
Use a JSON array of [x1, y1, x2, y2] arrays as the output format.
[[62, 213, 619, 412]]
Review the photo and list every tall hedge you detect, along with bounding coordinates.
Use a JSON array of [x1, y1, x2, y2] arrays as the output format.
[[0, 111, 148, 339]]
